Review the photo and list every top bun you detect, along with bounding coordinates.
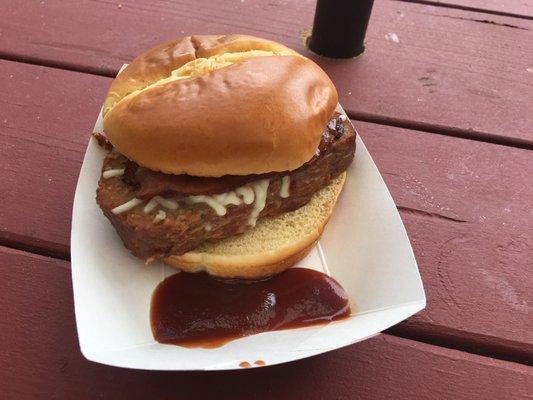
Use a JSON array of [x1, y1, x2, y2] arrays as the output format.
[[103, 35, 338, 177]]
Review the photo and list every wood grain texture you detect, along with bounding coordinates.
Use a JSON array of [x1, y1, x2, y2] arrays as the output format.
[[1, 60, 532, 359], [1, 246, 531, 400], [401, 0, 533, 18], [1, 0, 532, 143], [0, 60, 110, 258], [356, 121, 533, 362]]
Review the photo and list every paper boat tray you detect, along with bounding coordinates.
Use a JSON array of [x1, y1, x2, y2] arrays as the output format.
[[71, 98, 425, 370]]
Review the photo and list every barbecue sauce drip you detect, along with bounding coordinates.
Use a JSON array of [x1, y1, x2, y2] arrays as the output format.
[[150, 268, 350, 348]]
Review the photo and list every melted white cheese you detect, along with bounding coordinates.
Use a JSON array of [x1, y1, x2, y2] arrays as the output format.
[[154, 196, 179, 210], [280, 176, 291, 198], [143, 197, 158, 214], [103, 168, 125, 179], [213, 191, 242, 206], [143, 196, 179, 213], [187, 195, 226, 215], [235, 186, 255, 205], [112, 198, 143, 214], [153, 209, 166, 223], [248, 179, 270, 226], [184, 180, 269, 224], [187, 190, 243, 216]]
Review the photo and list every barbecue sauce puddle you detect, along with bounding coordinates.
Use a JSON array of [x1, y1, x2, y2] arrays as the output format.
[[150, 268, 351, 348]]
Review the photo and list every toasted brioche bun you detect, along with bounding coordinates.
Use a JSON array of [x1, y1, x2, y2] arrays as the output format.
[[103, 35, 338, 177], [163, 173, 345, 279]]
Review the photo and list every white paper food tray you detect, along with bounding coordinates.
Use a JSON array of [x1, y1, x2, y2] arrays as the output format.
[[71, 93, 425, 370]]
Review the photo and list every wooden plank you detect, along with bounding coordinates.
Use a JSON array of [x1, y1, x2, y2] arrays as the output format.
[[408, 0, 533, 18], [356, 121, 533, 362], [0, 60, 110, 257], [1, 0, 532, 144], [1, 60, 532, 359], [1, 246, 531, 400]]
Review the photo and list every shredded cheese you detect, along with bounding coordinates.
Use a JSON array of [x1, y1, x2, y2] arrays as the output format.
[[236, 186, 255, 204], [103, 168, 125, 179], [143, 198, 159, 214], [153, 210, 166, 223], [248, 179, 270, 226], [279, 176, 291, 198], [111, 198, 143, 214], [187, 195, 229, 216], [154, 196, 179, 210], [187, 190, 243, 216], [213, 191, 242, 206]]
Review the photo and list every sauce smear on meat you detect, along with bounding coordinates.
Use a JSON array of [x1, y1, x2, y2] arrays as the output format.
[[150, 268, 350, 348]]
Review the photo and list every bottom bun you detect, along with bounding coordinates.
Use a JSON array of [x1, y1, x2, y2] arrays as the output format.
[[164, 172, 346, 279]]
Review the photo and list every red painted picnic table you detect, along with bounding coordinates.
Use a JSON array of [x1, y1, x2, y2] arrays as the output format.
[[1, 0, 532, 398]]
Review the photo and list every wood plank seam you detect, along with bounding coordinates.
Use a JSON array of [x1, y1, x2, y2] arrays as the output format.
[[349, 112, 533, 151], [0, 51, 116, 78], [391, 0, 533, 20], [0, 235, 70, 262], [427, 13, 530, 30], [387, 324, 533, 366]]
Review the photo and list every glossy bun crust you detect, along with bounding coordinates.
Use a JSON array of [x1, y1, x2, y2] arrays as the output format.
[[103, 35, 338, 177]]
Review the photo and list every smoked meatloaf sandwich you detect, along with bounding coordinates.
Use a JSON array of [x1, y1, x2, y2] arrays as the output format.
[[96, 34, 356, 279]]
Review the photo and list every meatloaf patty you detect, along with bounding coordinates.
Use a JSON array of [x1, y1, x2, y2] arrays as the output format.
[[96, 113, 356, 261]]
